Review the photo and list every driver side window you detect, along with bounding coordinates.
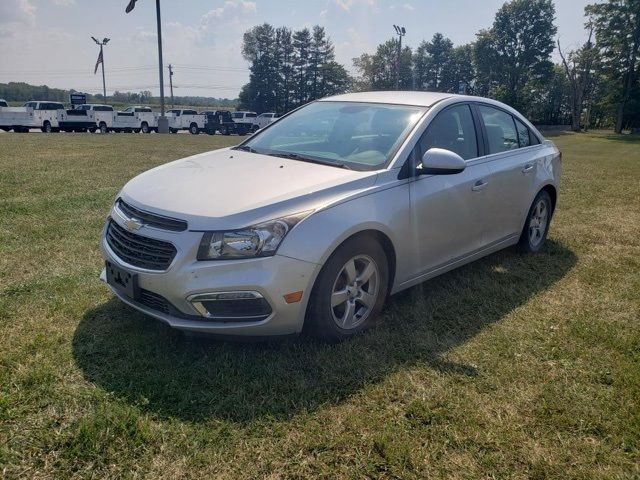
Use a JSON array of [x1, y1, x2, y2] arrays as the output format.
[[418, 104, 478, 160]]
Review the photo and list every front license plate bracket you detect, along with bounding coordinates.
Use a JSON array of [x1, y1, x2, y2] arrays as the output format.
[[106, 261, 139, 300]]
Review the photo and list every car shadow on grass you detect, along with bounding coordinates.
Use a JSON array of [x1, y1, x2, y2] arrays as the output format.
[[73, 240, 576, 423]]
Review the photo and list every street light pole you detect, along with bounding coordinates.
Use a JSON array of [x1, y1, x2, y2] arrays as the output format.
[[124, 0, 168, 132], [91, 36, 110, 101], [155, 0, 169, 133], [393, 25, 406, 90]]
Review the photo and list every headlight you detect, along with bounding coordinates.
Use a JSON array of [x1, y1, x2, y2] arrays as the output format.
[[197, 211, 312, 260]]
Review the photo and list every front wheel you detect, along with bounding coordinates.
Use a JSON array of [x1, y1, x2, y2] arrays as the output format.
[[518, 190, 553, 253], [99, 123, 108, 134], [189, 123, 199, 135], [305, 236, 389, 341], [141, 122, 150, 134]]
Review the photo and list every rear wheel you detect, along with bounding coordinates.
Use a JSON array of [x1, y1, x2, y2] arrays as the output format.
[[306, 236, 389, 341], [141, 122, 150, 134], [41, 121, 52, 133], [518, 190, 553, 253]]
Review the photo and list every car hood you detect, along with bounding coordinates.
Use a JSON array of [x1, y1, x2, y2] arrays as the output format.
[[120, 148, 378, 230]]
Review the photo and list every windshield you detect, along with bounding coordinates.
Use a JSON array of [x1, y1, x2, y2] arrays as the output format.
[[242, 101, 426, 170]]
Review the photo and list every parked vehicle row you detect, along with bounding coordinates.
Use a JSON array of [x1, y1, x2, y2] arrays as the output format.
[[0, 101, 279, 135]]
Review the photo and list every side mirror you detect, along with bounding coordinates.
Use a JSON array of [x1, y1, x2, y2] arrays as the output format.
[[417, 148, 466, 175]]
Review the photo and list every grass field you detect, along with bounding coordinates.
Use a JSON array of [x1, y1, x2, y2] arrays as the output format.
[[0, 131, 638, 479]]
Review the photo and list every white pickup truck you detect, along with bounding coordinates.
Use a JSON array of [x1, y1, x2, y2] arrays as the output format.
[[232, 111, 259, 132], [58, 104, 115, 133], [0, 101, 65, 132], [166, 109, 205, 134], [113, 106, 156, 133], [255, 112, 279, 130]]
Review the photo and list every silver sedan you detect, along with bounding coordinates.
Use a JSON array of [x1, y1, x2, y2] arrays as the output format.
[[101, 91, 561, 340]]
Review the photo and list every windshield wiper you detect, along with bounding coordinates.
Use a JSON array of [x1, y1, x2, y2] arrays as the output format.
[[233, 145, 258, 153], [264, 151, 352, 170]]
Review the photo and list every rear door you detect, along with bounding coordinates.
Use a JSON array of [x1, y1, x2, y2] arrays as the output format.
[[476, 104, 540, 245], [408, 103, 492, 278]]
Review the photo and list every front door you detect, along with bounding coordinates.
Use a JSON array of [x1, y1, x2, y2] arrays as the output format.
[[408, 104, 492, 278]]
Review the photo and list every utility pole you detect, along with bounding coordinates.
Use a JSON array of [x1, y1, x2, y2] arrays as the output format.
[[155, 0, 168, 132], [393, 25, 406, 90], [168, 64, 174, 108], [91, 36, 110, 101]]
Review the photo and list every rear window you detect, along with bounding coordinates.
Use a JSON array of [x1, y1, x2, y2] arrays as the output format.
[[232, 112, 244, 119], [479, 105, 519, 154]]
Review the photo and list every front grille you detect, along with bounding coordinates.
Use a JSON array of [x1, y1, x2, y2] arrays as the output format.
[[138, 289, 172, 314], [117, 199, 187, 232], [106, 219, 176, 270]]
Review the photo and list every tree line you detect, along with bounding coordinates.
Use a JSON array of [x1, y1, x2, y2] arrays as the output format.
[[0, 82, 237, 109], [238, 0, 640, 133]]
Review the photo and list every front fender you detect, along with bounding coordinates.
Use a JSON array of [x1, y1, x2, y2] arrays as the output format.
[[277, 179, 413, 288]]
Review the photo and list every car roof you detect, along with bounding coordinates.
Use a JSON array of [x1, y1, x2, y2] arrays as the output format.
[[320, 91, 456, 107]]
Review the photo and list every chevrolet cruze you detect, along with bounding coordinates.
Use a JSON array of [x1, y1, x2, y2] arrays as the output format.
[[101, 91, 561, 340]]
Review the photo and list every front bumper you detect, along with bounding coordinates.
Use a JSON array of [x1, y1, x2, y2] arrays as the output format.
[[100, 222, 320, 336]]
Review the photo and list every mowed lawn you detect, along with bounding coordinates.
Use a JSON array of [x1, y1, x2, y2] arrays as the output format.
[[0, 131, 638, 479]]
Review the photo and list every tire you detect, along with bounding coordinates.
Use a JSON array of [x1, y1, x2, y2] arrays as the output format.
[[189, 123, 199, 135], [141, 122, 150, 134], [223, 126, 230, 136], [170, 128, 178, 134], [88, 128, 97, 133], [518, 190, 553, 253], [252, 124, 259, 133], [41, 121, 52, 133], [305, 236, 389, 341], [99, 122, 108, 134]]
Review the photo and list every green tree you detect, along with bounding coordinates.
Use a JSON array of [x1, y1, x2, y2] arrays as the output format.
[[413, 33, 455, 92], [353, 39, 412, 91], [474, 0, 557, 111], [586, 0, 640, 132]]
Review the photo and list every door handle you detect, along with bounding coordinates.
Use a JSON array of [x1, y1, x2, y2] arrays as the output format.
[[522, 163, 534, 173], [472, 179, 488, 191]]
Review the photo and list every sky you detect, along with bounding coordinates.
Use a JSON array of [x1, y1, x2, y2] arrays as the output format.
[[0, 0, 594, 99]]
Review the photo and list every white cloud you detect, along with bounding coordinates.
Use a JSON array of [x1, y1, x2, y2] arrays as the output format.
[[0, 0, 36, 37], [200, 0, 257, 26], [53, 0, 76, 6], [335, 0, 376, 12], [402, 3, 414, 11]]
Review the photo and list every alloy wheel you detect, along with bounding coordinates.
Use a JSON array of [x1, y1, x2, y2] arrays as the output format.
[[529, 199, 548, 247], [330, 254, 379, 330]]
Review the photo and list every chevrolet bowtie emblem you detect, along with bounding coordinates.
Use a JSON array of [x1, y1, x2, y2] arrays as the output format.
[[123, 217, 143, 231]]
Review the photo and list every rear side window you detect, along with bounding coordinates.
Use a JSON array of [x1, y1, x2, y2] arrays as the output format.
[[184, 110, 197, 115], [419, 104, 478, 160], [479, 105, 518, 154], [247, 113, 257, 118], [95, 106, 113, 111]]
